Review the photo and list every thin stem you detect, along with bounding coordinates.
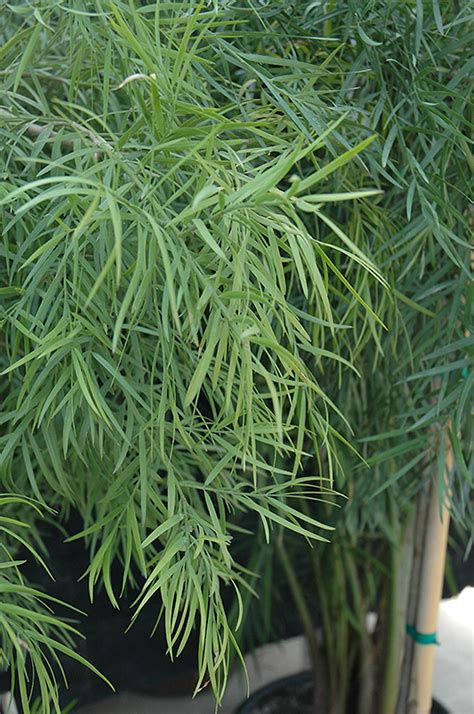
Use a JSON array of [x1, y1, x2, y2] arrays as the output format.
[[276, 536, 319, 663], [379, 497, 403, 714], [276, 536, 327, 712], [300, 499, 338, 699], [379, 496, 418, 714], [331, 543, 350, 714], [343, 547, 374, 714], [396, 487, 431, 714], [312, 550, 337, 694], [298, 498, 346, 714]]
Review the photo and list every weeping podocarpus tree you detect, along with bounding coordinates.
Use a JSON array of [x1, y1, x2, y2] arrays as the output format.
[[0, 2, 391, 711], [230, 2, 472, 714]]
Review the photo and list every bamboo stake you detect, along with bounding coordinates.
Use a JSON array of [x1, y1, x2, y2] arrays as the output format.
[[409, 440, 452, 714], [402, 247, 471, 712]]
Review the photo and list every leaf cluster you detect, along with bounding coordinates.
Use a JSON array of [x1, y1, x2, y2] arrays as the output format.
[[0, 1, 395, 708]]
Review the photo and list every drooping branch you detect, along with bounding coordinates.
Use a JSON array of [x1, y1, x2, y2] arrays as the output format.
[[0, 108, 109, 158]]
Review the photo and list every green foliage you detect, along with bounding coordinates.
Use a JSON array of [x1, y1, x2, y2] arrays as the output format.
[[0, 1, 393, 708], [232, 2, 472, 712], [0, 1, 471, 711], [293, 0, 473, 523], [0, 496, 109, 713]]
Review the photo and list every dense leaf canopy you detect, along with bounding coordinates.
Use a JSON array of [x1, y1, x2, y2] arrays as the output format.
[[0, 1, 471, 711]]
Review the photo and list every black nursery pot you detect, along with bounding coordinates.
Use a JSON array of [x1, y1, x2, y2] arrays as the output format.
[[235, 671, 450, 714], [235, 672, 313, 714]]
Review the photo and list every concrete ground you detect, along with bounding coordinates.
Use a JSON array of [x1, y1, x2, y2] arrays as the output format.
[[74, 587, 474, 714], [432, 587, 474, 713]]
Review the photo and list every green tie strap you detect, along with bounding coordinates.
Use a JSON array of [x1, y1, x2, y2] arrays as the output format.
[[406, 624, 439, 645]]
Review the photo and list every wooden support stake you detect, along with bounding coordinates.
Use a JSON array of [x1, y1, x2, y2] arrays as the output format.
[[410, 440, 452, 714]]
